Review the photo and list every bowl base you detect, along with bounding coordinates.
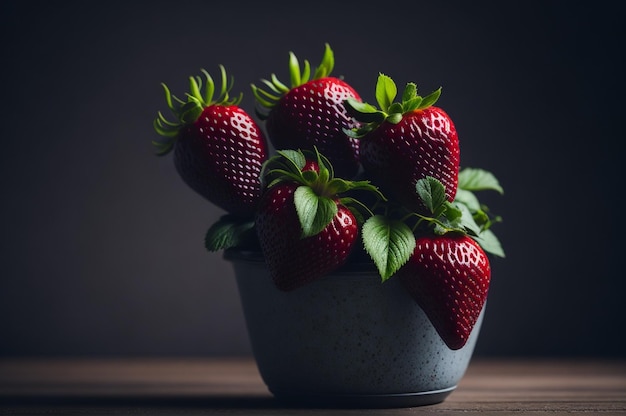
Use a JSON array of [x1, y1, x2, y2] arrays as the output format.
[[270, 386, 455, 408]]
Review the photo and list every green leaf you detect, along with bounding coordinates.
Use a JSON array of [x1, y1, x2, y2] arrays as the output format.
[[326, 178, 351, 195], [161, 83, 176, 111], [344, 97, 378, 113], [188, 75, 203, 103], [443, 201, 463, 223], [276, 149, 306, 170], [473, 229, 506, 258], [418, 87, 441, 109], [313, 42, 334, 79], [288, 51, 301, 87], [403, 96, 423, 112], [344, 98, 386, 123], [301, 170, 318, 182], [256, 81, 282, 100], [217, 65, 229, 101], [151, 139, 174, 156], [458, 167, 504, 194], [454, 202, 482, 236], [179, 101, 202, 124], [454, 188, 481, 212], [270, 73, 290, 93], [388, 102, 404, 114], [401, 82, 418, 102], [205, 216, 255, 251], [362, 215, 416, 281], [294, 186, 337, 238], [473, 209, 491, 228], [300, 59, 311, 85], [153, 117, 178, 138], [416, 177, 447, 214], [375, 73, 397, 112], [250, 84, 277, 109], [200, 69, 215, 104], [343, 124, 375, 138], [386, 113, 403, 124]]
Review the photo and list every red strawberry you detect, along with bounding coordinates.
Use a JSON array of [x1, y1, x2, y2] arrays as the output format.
[[256, 183, 358, 291], [345, 74, 460, 214], [255, 149, 382, 291], [252, 43, 362, 179], [397, 233, 491, 350], [153, 66, 268, 217]]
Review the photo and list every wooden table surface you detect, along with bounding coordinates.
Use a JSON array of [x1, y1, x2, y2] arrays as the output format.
[[0, 357, 625, 415]]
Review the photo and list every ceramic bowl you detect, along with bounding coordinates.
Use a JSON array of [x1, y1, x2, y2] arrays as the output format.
[[225, 249, 484, 408]]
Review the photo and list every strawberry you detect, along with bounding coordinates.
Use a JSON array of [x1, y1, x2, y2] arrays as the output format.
[[252, 44, 362, 179], [255, 149, 382, 291], [345, 74, 460, 214], [256, 183, 358, 291], [153, 65, 268, 217], [397, 233, 491, 350], [362, 175, 503, 350]]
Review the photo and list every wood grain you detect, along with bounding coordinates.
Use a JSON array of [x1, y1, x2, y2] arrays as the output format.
[[1, 358, 624, 415]]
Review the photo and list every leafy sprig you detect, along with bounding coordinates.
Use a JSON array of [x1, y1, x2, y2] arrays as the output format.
[[454, 168, 505, 257], [361, 167, 505, 281]]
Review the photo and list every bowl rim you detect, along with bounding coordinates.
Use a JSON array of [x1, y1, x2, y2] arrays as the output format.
[[223, 248, 380, 274]]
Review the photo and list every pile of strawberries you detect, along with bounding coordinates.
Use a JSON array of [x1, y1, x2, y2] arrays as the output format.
[[153, 44, 505, 350]]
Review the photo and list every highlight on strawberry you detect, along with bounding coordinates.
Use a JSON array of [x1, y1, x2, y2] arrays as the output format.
[[153, 65, 268, 218], [251, 43, 362, 179], [344, 73, 460, 214]]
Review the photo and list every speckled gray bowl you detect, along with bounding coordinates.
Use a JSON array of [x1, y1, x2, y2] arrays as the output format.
[[225, 250, 484, 408]]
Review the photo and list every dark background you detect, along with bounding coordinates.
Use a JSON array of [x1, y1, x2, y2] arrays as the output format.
[[1, 1, 623, 358]]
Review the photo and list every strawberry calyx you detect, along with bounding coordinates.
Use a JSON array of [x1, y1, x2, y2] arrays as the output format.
[[251, 43, 335, 119], [262, 148, 384, 238], [343, 73, 442, 139], [152, 65, 243, 155]]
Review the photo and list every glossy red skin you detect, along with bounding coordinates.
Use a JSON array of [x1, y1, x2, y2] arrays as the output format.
[[174, 105, 268, 217], [359, 106, 460, 214], [266, 77, 362, 179], [255, 182, 358, 291], [397, 234, 491, 350]]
